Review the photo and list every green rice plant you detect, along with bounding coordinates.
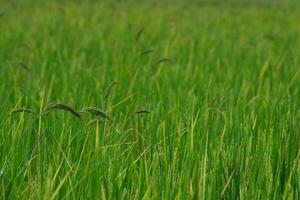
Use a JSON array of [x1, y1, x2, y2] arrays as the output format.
[[1, 0, 300, 199]]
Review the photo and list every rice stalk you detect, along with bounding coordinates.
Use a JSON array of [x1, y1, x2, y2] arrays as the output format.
[[104, 81, 117, 99], [86, 118, 104, 126], [140, 49, 154, 57], [133, 110, 152, 115], [10, 108, 37, 116], [9, 61, 29, 71], [45, 102, 81, 118], [153, 58, 171, 66], [135, 28, 144, 43], [82, 107, 111, 120]]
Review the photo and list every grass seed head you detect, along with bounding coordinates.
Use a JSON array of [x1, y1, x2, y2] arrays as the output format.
[[45, 102, 81, 118], [133, 110, 152, 115], [82, 107, 112, 120], [135, 28, 144, 43], [140, 49, 154, 57], [104, 81, 117, 99], [10, 108, 37, 116], [153, 58, 171, 66], [9, 61, 29, 71]]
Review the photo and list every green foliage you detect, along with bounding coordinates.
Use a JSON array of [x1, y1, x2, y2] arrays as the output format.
[[1, 1, 300, 199]]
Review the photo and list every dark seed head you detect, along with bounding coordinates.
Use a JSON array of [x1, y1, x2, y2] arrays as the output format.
[[133, 110, 152, 115], [82, 107, 111, 120], [9, 61, 30, 71], [153, 58, 171, 66], [10, 108, 37, 116], [104, 81, 117, 99], [135, 28, 144, 43], [140, 49, 154, 57], [45, 102, 81, 118]]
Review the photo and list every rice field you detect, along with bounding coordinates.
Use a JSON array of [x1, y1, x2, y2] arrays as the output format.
[[1, 0, 300, 199]]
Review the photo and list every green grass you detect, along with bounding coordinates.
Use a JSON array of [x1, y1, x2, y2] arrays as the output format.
[[1, 1, 300, 199]]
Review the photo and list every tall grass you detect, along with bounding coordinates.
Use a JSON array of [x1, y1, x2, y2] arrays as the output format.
[[1, 0, 300, 199]]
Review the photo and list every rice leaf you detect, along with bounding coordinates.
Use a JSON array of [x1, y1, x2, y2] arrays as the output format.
[[86, 118, 104, 126]]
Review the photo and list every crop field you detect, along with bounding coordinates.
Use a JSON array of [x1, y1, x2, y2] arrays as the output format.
[[1, 0, 300, 199]]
